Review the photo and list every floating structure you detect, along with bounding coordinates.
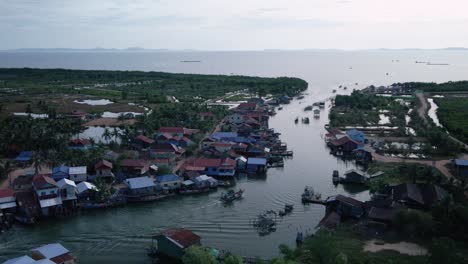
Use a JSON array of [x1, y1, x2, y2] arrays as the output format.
[[252, 211, 277, 235], [301, 186, 323, 204]]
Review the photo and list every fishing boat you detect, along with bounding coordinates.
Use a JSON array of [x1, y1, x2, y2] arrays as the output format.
[[302, 117, 310, 124], [301, 186, 323, 204], [294, 117, 299, 124], [332, 170, 340, 184], [332, 89, 337, 93], [318, 101, 325, 109], [220, 189, 244, 203]]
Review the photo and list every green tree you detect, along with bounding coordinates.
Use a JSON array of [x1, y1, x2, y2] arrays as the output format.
[[182, 246, 217, 264]]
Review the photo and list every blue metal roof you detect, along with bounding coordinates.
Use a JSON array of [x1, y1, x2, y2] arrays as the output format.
[[52, 165, 69, 174], [15, 151, 33, 161], [455, 159, 468, 166], [155, 174, 181, 182], [212, 132, 238, 140], [247, 157, 267, 165]]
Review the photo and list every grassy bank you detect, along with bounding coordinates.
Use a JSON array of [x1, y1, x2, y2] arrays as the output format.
[[434, 97, 468, 144]]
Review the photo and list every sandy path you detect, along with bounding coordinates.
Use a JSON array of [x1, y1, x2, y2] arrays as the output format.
[[363, 240, 427, 256]]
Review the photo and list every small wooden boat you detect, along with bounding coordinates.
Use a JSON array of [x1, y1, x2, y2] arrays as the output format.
[[278, 107, 283, 110], [279, 204, 294, 216], [332, 89, 337, 93], [332, 170, 340, 184], [294, 117, 299, 124], [220, 189, 244, 203]]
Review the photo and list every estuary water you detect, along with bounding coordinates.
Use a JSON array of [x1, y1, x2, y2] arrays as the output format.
[[1, 50, 468, 263]]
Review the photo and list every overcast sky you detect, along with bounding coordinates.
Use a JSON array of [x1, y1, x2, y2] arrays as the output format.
[[1, 0, 468, 50]]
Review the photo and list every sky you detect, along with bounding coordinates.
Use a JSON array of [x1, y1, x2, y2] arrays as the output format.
[[1, 0, 468, 50]]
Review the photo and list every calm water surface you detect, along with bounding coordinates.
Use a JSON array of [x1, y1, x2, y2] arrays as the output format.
[[1, 51, 468, 263]]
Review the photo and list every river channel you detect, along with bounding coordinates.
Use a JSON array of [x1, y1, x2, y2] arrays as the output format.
[[1, 50, 468, 263]]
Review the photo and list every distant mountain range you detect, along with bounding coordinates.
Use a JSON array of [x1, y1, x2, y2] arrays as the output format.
[[1, 47, 467, 52]]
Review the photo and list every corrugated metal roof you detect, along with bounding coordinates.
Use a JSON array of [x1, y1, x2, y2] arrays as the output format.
[[39, 197, 62, 208], [34, 259, 56, 264], [31, 243, 69, 259], [125, 176, 155, 189], [247, 157, 267, 165], [155, 174, 180, 183], [0, 201, 17, 209], [2, 255, 35, 264], [56, 178, 76, 188], [69, 166, 87, 175], [76, 182, 97, 194], [455, 159, 468, 166]]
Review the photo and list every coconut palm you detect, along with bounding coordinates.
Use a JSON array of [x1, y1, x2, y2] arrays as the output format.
[[102, 127, 112, 144]]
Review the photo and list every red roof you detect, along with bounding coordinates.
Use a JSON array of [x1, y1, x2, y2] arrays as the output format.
[[136, 135, 155, 144], [32, 175, 57, 189], [0, 188, 15, 198], [329, 135, 358, 146], [120, 159, 149, 168], [162, 228, 201, 248], [95, 160, 113, 169], [70, 138, 90, 146], [50, 253, 75, 264], [237, 103, 256, 110]]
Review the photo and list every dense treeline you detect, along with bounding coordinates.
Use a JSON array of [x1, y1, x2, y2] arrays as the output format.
[[396, 81, 468, 92], [0, 116, 81, 156], [0, 68, 308, 101], [434, 97, 468, 144]]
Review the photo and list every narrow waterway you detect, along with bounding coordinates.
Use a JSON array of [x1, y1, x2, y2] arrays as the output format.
[[427, 98, 443, 127]]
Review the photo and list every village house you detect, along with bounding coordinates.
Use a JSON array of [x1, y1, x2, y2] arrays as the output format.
[[235, 102, 257, 112], [151, 143, 185, 159], [68, 166, 87, 182], [340, 169, 369, 184], [56, 179, 77, 207], [325, 195, 364, 218], [125, 176, 158, 198], [192, 175, 218, 189], [155, 174, 182, 191], [183, 158, 236, 177], [235, 156, 247, 171], [152, 228, 201, 259], [453, 159, 468, 177], [2, 255, 54, 264], [246, 157, 267, 174], [201, 137, 217, 149], [51, 166, 69, 182], [120, 159, 151, 177], [345, 129, 367, 144], [389, 183, 448, 209], [94, 160, 114, 182], [0, 188, 17, 214], [15, 151, 33, 164], [134, 135, 155, 150], [328, 135, 360, 153], [68, 138, 91, 150], [31, 243, 75, 264], [76, 182, 98, 201], [155, 127, 198, 138], [32, 175, 62, 216]]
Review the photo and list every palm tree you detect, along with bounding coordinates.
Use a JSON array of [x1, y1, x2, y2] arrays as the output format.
[[102, 128, 112, 144]]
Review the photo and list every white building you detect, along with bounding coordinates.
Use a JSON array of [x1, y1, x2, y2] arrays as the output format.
[[68, 166, 87, 182]]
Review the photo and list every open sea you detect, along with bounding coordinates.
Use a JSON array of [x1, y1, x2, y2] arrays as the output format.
[[1, 50, 468, 263]]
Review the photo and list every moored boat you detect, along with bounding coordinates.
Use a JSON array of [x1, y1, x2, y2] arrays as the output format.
[[220, 189, 244, 203]]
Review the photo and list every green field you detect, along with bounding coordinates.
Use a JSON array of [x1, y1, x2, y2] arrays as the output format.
[[434, 97, 468, 144]]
